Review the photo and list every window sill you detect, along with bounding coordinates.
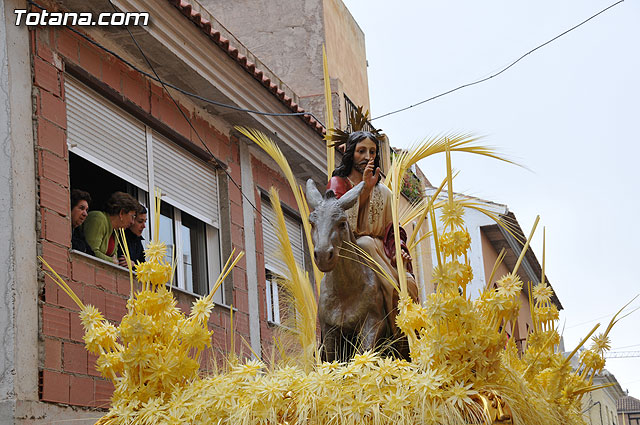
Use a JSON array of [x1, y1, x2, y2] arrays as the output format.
[[70, 249, 130, 273], [169, 285, 236, 312], [267, 320, 296, 333]]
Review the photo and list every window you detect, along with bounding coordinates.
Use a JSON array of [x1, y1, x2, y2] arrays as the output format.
[[69, 151, 149, 248], [261, 197, 305, 324], [265, 271, 282, 324], [158, 202, 214, 296], [66, 76, 223, 300]]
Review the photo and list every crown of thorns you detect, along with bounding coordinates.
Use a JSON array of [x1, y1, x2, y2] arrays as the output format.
[[325, 105, 384, 148]]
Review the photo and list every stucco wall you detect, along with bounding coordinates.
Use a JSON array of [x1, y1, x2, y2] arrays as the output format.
[[0, 0, 40, 422], [322, 0, 370, 111], [583, 383, 622, 425], [199, 0, 325, 103]]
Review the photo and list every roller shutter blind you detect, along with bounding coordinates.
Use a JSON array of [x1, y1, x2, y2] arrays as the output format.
[[65, 77, 149, 191], [152, 132, 220, 228], [262, 200, 305, 277]]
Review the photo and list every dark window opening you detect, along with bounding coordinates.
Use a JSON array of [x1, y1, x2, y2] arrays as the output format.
[[69, 152, 141, 212]]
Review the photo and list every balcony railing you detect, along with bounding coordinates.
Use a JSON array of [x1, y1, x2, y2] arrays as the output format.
[[344, 93, 376, 133]]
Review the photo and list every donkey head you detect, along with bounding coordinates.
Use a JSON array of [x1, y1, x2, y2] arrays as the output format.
[[306, 179, 363, 272]]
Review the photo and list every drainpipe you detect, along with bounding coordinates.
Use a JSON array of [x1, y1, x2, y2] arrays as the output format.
[[583, 400, 604, 425]]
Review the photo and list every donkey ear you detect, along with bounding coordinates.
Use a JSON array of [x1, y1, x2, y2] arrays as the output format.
[[338, 181, 364, 210], [305, 179, 323, 210]]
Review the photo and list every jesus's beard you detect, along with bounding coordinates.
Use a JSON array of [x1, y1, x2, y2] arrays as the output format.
[[353, 161, 368, 175]]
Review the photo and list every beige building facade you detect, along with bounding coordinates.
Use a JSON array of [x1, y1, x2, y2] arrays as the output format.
[[423, 187, 562, 352], [199, 0, 371, 130], [581, 370, 626, 425]]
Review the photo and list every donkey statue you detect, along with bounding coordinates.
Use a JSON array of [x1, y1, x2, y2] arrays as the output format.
[[306, 179, 406, 362]]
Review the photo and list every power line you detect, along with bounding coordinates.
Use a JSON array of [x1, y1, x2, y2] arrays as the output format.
[[605, 351, 640, 359], [26, 1, 326, 125], [104, 0, 271, 224], [565, 304, 640, 330], [371, 0, 625, 121], [27, 0, 285, 226], [612, 343, 640, 350]]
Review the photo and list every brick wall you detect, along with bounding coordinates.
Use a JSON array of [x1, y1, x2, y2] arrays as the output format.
[[33, 18, 250, 408]]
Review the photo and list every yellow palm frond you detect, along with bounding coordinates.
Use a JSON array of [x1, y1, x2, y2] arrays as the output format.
[[342, 242, 400, 293], [268, 188, 318, 369], [411, 230, 433, 251], [512, 215, 539, 276], [386, 151, 409, 297], [406, 173, 451, 249], [234, 126, 324, 295], [399, 198, 426, 227], [40, 256, 85, 310], [205, 248, 244, 306], [601, 295, 640, 342], [564, 323, 601, 364], [386, 133, 518, 191], [487, 248, 507, 290], [322, 45, 335, 179], [115, 228, 135, 297]]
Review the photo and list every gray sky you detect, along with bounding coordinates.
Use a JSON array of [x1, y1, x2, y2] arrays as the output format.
[[342, 0, 640, 397]]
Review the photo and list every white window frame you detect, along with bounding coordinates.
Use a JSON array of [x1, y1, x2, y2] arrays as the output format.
[[144, 122, 222, 299], [65, 77, 223, 299], [265, 272, 281, 324], [261, 197, 305, 325], [161, 205, 222, 300]]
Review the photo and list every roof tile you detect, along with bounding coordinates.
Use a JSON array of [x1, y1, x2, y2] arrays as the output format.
[[218, 36, 229, 49], [618, 396, 640, 412]]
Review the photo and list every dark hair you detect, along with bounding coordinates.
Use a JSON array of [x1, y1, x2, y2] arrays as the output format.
[[331, 131, 382, 184], [70, 189, 91, 209], [104, 192, 140, 216], [138, 205, 147, 215]]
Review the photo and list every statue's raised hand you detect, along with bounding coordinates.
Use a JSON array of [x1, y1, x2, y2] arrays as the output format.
[[362, 158, 380, 193]]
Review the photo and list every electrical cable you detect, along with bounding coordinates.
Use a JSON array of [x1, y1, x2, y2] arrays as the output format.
[[26, 0, 625, 229], [27, 0, 623, 127], [612, 343, 640, 350], [104, 0, 274, 226], [27, 0, 281, 226], [26, 0, 326, 125], [371, 0, 624, 121], [565, 304, 639, 330]]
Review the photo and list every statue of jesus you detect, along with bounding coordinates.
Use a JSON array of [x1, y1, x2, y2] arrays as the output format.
[[327, 130, 419, 354]]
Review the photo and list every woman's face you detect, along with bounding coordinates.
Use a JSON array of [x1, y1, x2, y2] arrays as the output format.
[[116, 210, 137, 229], [352, 138, 377, 174], [71, 200, 89, 228], [130, 213, 147, 237]]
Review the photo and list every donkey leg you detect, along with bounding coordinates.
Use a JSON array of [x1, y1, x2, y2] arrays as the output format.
[[359, 315, 387, 353], [321, 326, 341, 362]]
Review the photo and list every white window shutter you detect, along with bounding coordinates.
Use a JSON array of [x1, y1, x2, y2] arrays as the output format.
[[152, 132, 220, 228], [65, 77, 149, 191], [261, 200, 305, 277]]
